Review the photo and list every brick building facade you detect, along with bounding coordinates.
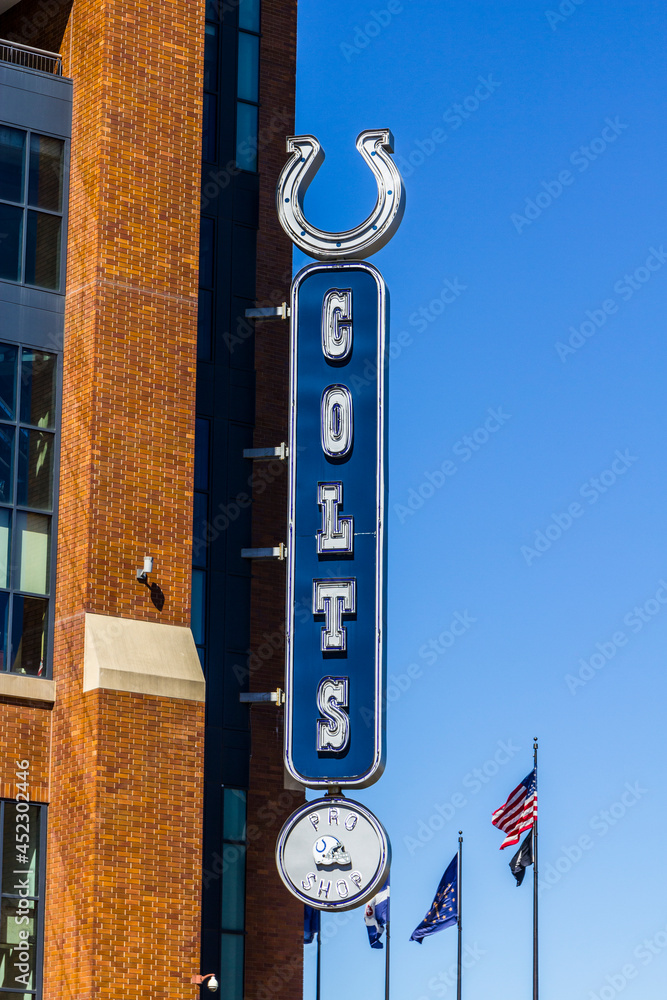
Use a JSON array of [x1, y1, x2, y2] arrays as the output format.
[[0, 0, 302, 997]]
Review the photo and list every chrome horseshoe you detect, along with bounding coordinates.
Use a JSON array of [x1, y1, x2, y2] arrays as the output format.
[[276, 128, 405, 261]]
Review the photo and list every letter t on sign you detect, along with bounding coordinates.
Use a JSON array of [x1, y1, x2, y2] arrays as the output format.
[[313, 579, 356, 651]]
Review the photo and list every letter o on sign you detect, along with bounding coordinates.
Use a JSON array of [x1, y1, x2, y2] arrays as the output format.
[[321, 384, 353, 458]]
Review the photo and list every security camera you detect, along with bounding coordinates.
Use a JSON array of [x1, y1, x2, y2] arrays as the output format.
[[207, 976, 219, 992]]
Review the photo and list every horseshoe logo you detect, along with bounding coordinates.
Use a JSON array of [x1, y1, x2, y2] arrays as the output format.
[[276, 129, 405, 261]]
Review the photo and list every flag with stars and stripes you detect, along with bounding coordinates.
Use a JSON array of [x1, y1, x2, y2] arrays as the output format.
[[409, 855, 458, 943], [492, 768, 537, 849]]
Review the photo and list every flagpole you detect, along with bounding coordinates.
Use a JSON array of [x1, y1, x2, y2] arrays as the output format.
[[533, 738, 539, 1000], [457, 831, 463, 1000], [385, 913, 390, 1000], [316, 914, 321, 1000]]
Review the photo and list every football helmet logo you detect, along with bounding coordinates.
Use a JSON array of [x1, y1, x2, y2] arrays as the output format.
[[313, 836, 351, 868]]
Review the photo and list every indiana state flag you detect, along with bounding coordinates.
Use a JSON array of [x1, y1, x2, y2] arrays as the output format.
[[410, 855, 458, 943], [364, 880, 389, 948]]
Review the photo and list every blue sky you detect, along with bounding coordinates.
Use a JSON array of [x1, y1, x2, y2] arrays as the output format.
[[293, 2, 667, 998]]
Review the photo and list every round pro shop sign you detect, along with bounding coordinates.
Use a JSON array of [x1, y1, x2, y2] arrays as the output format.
[[276, 796, 390, 911]]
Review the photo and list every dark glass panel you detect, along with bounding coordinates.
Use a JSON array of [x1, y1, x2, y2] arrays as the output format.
[[0, 427, 14, 504], [18, 429, 54, 510], [223, 788, 246, 841], [202, 92, 218, 164], [199, 217, 215, 288], [28, 134, 64, 212], [221, 843, 246, 930], [238, 0, 260, 31], [204, 22, 219, 91], [0, 204, 23, 283], [0, 126, 26, 203], [25, 211, 61, 290], [194, 417, 210, 490], [192, 491, 208, 569], [10, 595, 48, 675], [237, 32, 259, 102], [235, 102, 258, 172], [0, 590, 8, 669], [219, 934, 244, 1000], [0, 344, 17, 420], [20, 350, 57, 429], [2, 803, 40, 895], [197, 288, 213, 361], [191, 569, 206, 646]]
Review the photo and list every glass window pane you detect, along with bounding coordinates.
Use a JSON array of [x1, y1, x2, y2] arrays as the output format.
[[0, 899, 37, 990], [0, 204, 23, 283], [17, 430, 54, 510], [15, 512, 50, 595], [0, 126, 26, 203], [20, 350, 57, 429], [10, 596, 48, 675], [221, 843, 246, 930], [197, 288, 213, 361], [204, 23, 219, 91], [0, 511, 11, 590], [238, 0, 260, 32], [205, 0, 220, 20], [28, 134, 64, 212], [237, 32, 259, 102], [0, 591, 8, 669], [25, 211, 61, 290], [235, 102, 258, 172], [0, 427, 14, 505], [193, 492, 208, 569], [202, 92, 217, 164], [191, 569, 206, 646], [219, 934, 244, 1000], [2, 803, 40, 896], [0, 345, 18, 421], [223, 788, 246, 841], [199, 217, 214, 288], [194, 418, 210, 490]]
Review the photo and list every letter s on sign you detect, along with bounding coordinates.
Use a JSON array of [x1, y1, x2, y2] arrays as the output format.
[[316, 676, 350, 752]]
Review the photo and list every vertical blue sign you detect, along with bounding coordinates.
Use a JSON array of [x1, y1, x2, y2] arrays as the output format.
[[285, 261, 387, 788]]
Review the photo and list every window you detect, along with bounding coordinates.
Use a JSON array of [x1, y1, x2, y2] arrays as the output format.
[[0, 127, 65, 290], [198, 218, 215, 361], [220, 788, 247, 1000], [192, 417, 211, 665], [0, 800, 46, 999], [0, 344, 58, 676], [235, 1, 261, 172]]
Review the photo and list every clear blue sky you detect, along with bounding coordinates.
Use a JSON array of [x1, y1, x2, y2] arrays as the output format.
[[294, 3, 667, 998]]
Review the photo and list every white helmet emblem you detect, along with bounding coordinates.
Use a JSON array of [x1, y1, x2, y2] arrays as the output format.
[[313, 836, 351, 868]]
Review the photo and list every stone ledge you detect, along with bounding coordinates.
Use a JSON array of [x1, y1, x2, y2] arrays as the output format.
[[83, 613, 206, 702], [0, 672, 55, 705]]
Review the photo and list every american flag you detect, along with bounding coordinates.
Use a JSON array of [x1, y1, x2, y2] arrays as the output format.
[[492, 768, 537, 849]]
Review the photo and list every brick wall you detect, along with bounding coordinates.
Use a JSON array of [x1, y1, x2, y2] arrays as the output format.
[[244, 2, 305, 1000], [0, 0, 208, 996]]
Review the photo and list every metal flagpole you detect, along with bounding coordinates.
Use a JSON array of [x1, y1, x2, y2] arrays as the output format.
[[385, 913, 390, 1000], [316, 913, 321, 1000], [457, 831, 463, 1000], [533, 738, 539, 1000]]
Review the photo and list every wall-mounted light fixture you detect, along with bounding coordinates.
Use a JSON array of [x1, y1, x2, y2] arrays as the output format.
[[136, 556, 153, 583]]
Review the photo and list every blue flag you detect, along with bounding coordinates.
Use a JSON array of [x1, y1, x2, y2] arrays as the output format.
[[364, 879, 389, 948], [304, 905, 320, 944], [410, 855, 458, 943]]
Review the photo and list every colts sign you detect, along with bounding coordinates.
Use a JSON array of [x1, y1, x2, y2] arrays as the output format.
[[284, 261, 387, 788]]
